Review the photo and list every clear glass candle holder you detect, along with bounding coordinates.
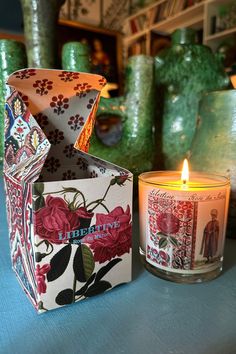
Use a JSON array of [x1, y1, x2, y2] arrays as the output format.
[[138, 171, 230, 283]]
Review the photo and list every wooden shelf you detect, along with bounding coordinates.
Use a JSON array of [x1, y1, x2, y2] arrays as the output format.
[[127, 0, 166, 21], [205, 27, 236, 42], [123, 29, 148, 44], [58, 19, 120, 36], [150, 1, 205, 33], [0, 32, 24, 43]]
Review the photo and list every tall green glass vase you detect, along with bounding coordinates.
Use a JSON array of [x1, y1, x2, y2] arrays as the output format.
[[62, 42, 91, 73], [20, 0, 65, 68], [0, 39, 27, 166], [89, 55, 156, 180], [155, 28, 229, 170]]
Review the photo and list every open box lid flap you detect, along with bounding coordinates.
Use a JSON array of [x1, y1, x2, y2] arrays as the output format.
[[4, 68, 106, 182]]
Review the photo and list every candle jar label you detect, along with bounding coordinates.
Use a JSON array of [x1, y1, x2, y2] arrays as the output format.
[[146, 187, 229, 274]]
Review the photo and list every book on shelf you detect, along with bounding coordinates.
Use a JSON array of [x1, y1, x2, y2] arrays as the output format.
[[162, 0, 186, 19], [157, 1, 167, 21], [124, 0, 204, 37], [148, 5, 159, 26], [173, 0, 185, 15], [184, 0, 204, 9], [130, 18, 139, 34], [136, 13, 148, 31], [128, 13, 148, 34]]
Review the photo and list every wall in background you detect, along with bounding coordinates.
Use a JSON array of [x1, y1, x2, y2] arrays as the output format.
[[0, 0, 153, 34], [0, 0, 23, 33]]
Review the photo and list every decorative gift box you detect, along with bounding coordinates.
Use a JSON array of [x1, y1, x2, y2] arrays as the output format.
[[3, 69, 132, 313]]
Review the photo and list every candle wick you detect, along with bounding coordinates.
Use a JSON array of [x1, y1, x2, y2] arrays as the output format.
[[182, 179, 188, 190]]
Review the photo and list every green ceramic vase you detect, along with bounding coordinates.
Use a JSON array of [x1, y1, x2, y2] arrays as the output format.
[[0, 39, 27, 165], [20, 0, 65, 68], [155, 28, 229, 170], [189, 90, 236, 237], [89, 55, 156, 179], [62, 42, 91, 73]]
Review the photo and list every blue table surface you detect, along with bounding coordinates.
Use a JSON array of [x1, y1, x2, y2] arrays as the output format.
[[1, 178, 236, 354]]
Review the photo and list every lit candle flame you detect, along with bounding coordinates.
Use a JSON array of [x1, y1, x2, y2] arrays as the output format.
[[181, 159, 189, 186]]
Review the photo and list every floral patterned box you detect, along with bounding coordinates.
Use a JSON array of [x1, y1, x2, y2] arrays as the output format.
[[3, 69, 133, 313]]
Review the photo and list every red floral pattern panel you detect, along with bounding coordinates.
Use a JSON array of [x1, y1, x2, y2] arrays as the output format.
[[147, 192, 198, 270]]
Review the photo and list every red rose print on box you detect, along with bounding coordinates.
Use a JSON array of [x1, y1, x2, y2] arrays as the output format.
[[33, 175, 132, 307], [85, 206, 132, 263], [34, 195, 93, 244]]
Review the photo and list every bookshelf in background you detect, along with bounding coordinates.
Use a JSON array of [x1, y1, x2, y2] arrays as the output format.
[[123, 0, 206, 63], [204, 0, 236, 52], [123, 0, 236, 67]]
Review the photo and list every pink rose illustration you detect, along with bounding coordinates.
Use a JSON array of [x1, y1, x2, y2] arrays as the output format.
[[34, 195, 93, 244], [156, 212, 180, 235], [85, 205, 132, 263], [36, 264, 51, 295]]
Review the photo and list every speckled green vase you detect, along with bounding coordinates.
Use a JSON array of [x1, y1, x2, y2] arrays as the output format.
[[0, 40, 27, 166], [189, 90, 236, 237], [155, 28, 229, 170], [89, 55, 156, 179], [62, 42, 91, 73], [20, 0, 65, 68]]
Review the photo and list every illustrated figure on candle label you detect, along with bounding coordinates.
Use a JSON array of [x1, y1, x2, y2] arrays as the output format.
[[200, 209, 219, 263]]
